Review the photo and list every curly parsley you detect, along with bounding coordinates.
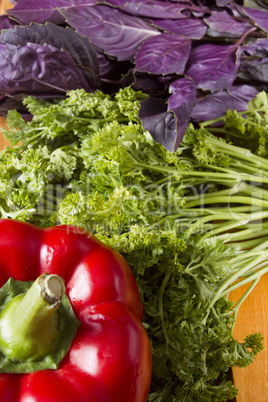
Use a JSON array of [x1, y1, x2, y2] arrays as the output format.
[[1, 87, 267, 401]]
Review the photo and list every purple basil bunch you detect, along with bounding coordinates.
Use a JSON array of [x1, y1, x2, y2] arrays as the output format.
[[0, 0, 267, 151]]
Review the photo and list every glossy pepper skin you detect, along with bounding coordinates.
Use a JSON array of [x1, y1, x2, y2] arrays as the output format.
[[0, 219, 152, 402]]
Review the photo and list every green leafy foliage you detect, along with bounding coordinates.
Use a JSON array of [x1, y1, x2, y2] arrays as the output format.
[[1, 87, 267, 400], [203, 91, 268, 158]]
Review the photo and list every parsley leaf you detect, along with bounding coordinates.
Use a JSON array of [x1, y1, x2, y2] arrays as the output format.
[[1, 87, 267, 401]]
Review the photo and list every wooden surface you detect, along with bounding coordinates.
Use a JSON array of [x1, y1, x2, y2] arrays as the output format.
[[230, 279, 268, 401], [0, 0, 12, 14], [0, 0, 267, 400], [0, 0, 12, 15], [0, 118, 10, 149]]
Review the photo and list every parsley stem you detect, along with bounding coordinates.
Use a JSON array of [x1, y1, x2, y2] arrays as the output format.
[[202, 251, 268, 326], [230, 278, 260, 336], [135, 161, 268, 184], [199, 104, 266, 129], [207, 135, 268, 169], [226, 264, 268, 298], [184, 212, 249, 238], [231, 237, 268, 252], [198, 220, 254, 244], [209, 250, 268, 308], [73, 116, 130, 123], [186, 195, 268, 209], [159, 272, 172, 350]]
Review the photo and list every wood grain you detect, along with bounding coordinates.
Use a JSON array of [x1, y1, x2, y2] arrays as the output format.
[[0, 0, 12, 14], [0, 117, 10, 149], [0, 0, 267, 400], [230, 277, 268, 401]]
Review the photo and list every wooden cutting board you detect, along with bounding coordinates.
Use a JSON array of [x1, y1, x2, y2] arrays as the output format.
[[0, 0, 267, 400], [230, 279, 268, 401]]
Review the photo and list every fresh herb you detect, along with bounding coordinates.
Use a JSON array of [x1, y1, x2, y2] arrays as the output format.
[[1, 0, 268, 150], [1, 87, 267, 400]]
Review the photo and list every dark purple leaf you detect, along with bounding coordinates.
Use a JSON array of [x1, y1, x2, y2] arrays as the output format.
[[118, 68, 135, 89], [0, 94, 25, 117], [139, 77, 196, 152], [60, 4, 160, 61], [135, 33, 191, 75], [96, 52, 119, 78], [104, 0, 194, 19], [204, 10, 253, 38], [185, 43, 237, 91], [168, 77, 196, 150], [237, 38, 268, 63], [0, 15, 18, 30], [151, 17, 207, 40], [7, 0, 74, 25], [238, 59, 268, 83], [97, 54, 134, 92], [238, 6, 268, 34], [3, 23, 99, 89], [0, 23, 100, 90], [0, 93, 55, 117], [236, 38, 268, 83], [134, 71, 174, 96], [191, 85, 258, 122], [0, 42, 92, 96], [139, 96, 177, 152]]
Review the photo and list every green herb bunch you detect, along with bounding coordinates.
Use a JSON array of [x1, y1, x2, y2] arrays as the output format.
[[1, 87, 268, 401]]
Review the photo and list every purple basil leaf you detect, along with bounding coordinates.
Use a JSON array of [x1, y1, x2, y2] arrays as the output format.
[[237, 38, 268, 64], [135, 33, 191, 75], [134, 71, 175, 96], [236, 38, 268, 83], [238, 59, 268, 83], [104, 0, 194, 19], [0, 15, 18, 30], [0, 94, 26, 117], [185, 43, 237, 91], [238, 6, 268, 34], [204, 10, 253, 38], [0, 42, 92, 96], [7, 0, 99, 25], [139, 77, 196, 152], [168, 77, 196, 150], [60, 4, 160, 61], [0, 93, 34, 116], [191, 85, 258, 122], [151, 17, 207, 40], [118, 68, 135, 89], [96, 52, 119, 78], [139, 97, 177, 152], [0, 23, 100, 90], [98, 54, 134, 91], [7, 0, 71, 25]]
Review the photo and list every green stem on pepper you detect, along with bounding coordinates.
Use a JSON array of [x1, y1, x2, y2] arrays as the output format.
[[0, 273, 65, 362]]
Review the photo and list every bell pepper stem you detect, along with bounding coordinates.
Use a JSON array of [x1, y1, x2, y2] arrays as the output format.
[[0, 273, 65, 362], [12, 274, 65, 331], [38, 273, 65, 307]]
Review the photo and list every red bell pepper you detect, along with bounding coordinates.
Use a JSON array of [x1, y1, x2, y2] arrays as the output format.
[[0, 219, 152, 401]]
